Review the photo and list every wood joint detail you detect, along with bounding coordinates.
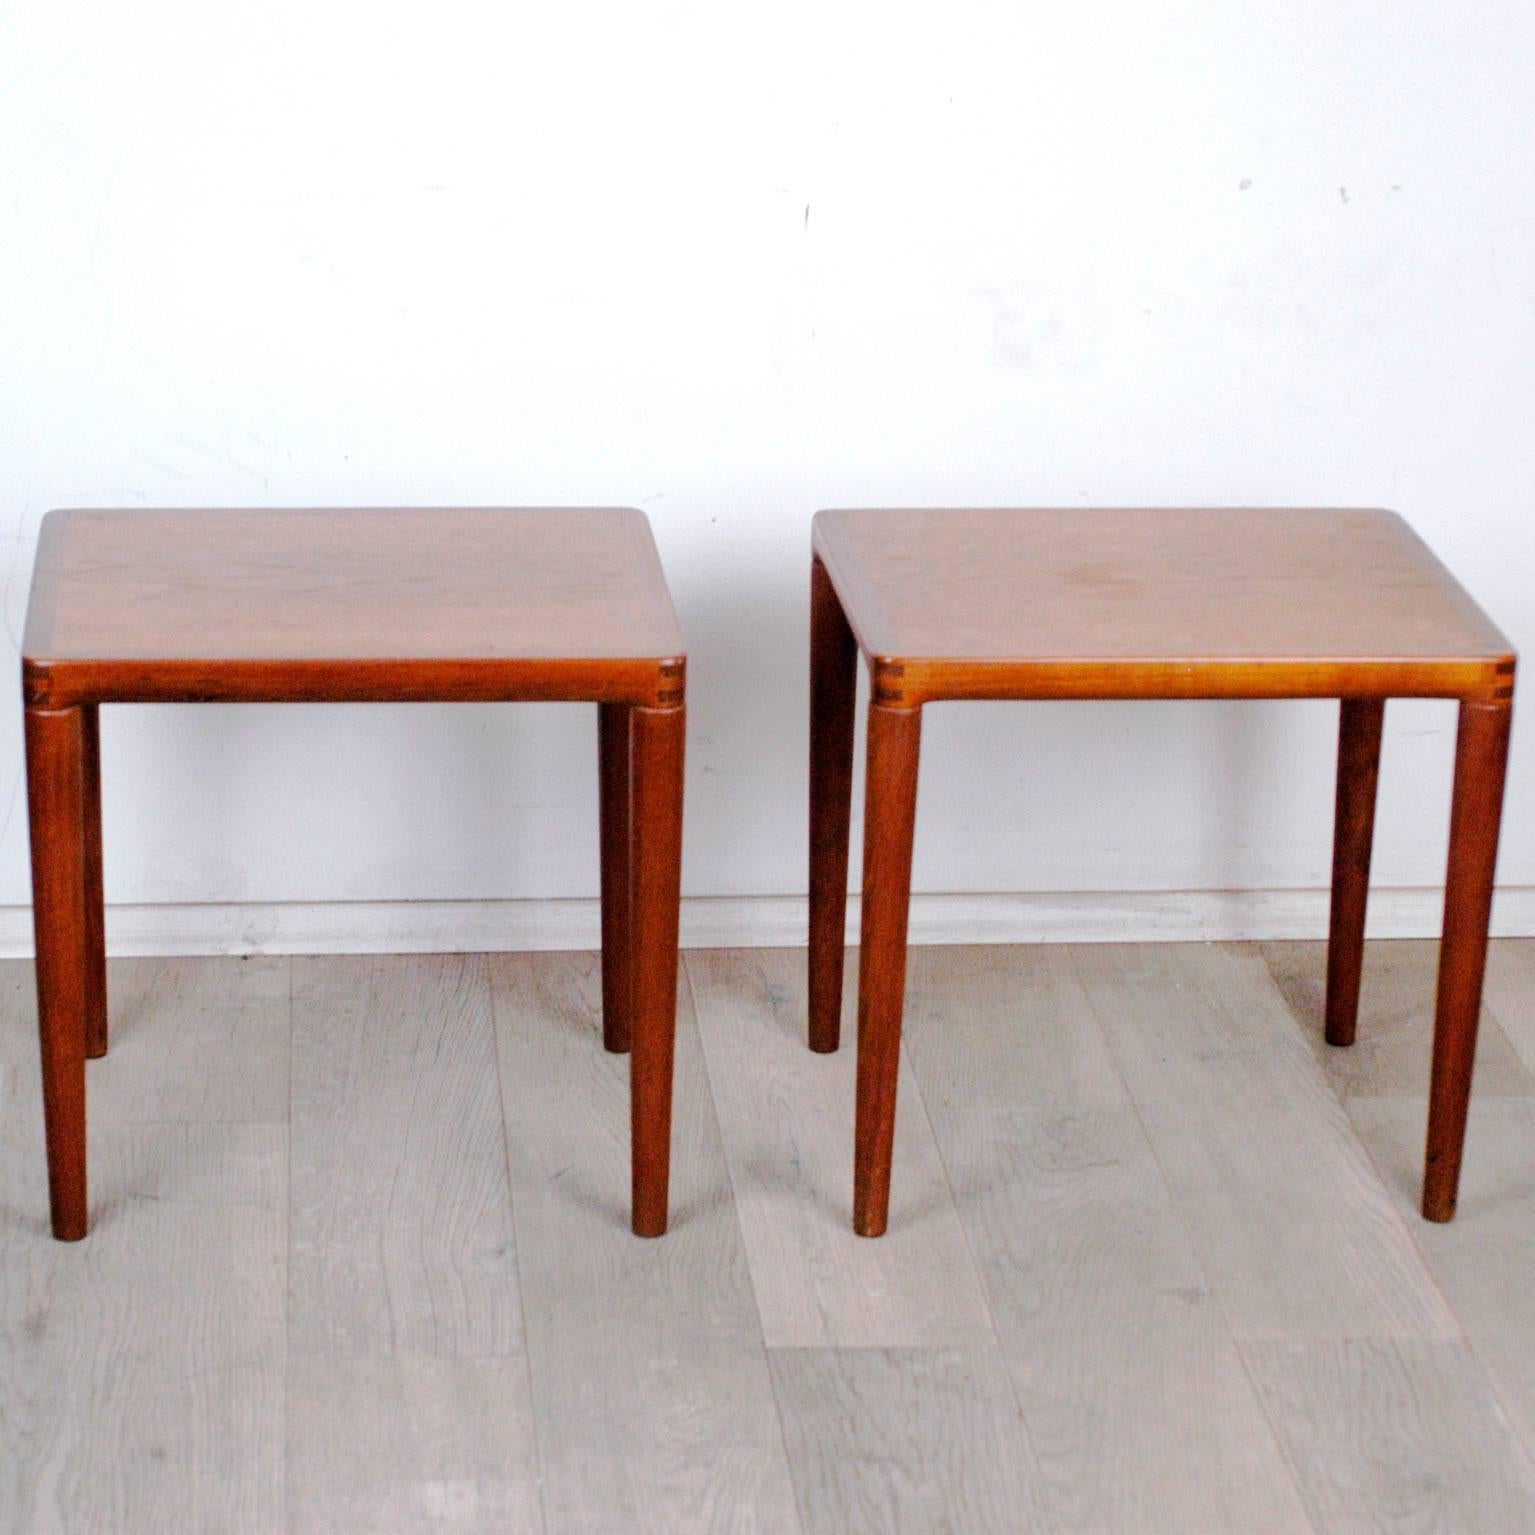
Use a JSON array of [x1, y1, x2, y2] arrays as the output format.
[[22, 660, 56, 708], [871, 660, 907, 705], [655, 659, 686, 706]]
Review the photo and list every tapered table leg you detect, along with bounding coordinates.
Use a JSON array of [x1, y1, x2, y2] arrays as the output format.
[[853, 701, 921, 1238], [629, 702, 685, 1237], [809, 556, 857, 1053], [1423, 695, 1513, 1221], [25, 705, 91, 1240], [598, 702, 633, 1054], [1325, 697, 1385, 1046], [81, 704, 107, 1059]]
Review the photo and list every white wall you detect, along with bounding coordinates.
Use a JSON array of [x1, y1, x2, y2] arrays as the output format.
[[2, 2, 1531, 938]]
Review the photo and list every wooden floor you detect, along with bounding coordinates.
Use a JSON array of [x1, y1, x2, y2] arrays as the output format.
[[4, 941, 1535, 1533]]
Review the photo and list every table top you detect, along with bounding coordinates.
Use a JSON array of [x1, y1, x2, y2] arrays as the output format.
[[813, 508, 1514, 704], [24, 508, 685, 707]]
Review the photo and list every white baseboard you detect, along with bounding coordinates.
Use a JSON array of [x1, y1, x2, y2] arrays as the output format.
[[0, 886, 1531, 958]]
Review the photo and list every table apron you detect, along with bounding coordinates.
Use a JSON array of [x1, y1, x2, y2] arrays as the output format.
[[869, 656, 1514, 706], [24, 658, 685, 709]]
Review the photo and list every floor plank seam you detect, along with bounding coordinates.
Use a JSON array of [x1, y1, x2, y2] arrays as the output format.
[[682, 949, 802, 1347], [681, 951, 812, 1535], [486, 955, 553, 1535], [1063, 943, 1320, 1529], [1296, 1072, 1470, 1348], [90, 1117, 293, 1127], [900, 952, 1150, 1534], [684, 951, 779, 1338], [1229, 1341, 1326, 1535], [1346, 1087, 1535, 1482], [901, 1030, 1012, 1354], [1468, 1347, 1535, 1485], [281, 954, 294, 1535], [1485, 966, 1535, 1080], [895, 1022, 1050, 1499]]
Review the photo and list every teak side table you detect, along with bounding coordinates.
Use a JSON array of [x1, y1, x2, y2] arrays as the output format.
[[23, 507, 686, 1240], [808, 508, 1516, 1237]]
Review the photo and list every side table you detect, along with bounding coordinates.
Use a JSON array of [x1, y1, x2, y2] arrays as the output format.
[[808, 508, 1515, 1236], [23, 507, 686, 1239]]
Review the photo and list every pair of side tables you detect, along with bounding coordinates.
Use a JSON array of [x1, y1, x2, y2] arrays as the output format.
[[22, 506, 1515, 1244]]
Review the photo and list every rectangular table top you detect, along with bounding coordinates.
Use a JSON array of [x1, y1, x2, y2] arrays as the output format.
[[813, 508, 1514, 704], [24, 507, 685, 707]]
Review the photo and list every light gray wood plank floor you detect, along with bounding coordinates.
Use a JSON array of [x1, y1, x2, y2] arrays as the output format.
[[688, 948, 993, 1348], [2, 940, 1534, 1533]]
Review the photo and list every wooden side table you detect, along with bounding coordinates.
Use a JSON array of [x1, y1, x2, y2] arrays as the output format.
[[808, 508, 1516, 1237], [23, 507, 686, 1240]]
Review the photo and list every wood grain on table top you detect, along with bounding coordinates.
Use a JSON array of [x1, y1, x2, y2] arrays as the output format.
[[813, 508, 1514, 704], [23, 507, 684, 706]]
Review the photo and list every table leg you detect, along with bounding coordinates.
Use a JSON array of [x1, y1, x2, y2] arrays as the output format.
[[25, 706, 91, 1240], [1423, 695, 1513, 1221], [81, 704, 107, 1059], [1325, 698, 1385, 1046], [853, 701, 921, 1238], [629, 702, 685, 1237], [809, 555, 857, 1053], [598, 702, 632, 1055]]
